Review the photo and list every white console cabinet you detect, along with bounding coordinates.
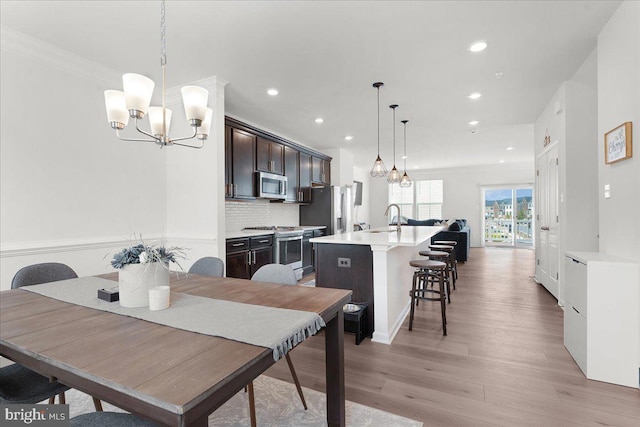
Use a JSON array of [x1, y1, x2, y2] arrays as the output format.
[[564, 251, 639, 388]]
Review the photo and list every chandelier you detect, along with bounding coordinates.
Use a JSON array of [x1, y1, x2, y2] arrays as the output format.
[[103, 0, 210, 149], [387, 104, 401, 184], [370, 82, 388, 177]]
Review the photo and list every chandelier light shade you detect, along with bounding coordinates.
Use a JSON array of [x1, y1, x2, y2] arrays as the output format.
[[370, 82, 388, 177], [104, 90, 129, 128], [387, 104, 401, 184], [104, 0, 209, 149], [399, 120, 412, 188]]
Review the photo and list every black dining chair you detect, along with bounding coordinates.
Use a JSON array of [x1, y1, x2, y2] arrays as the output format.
[[188, 256, 224, 277], [248, 264, 307, 426], [5, 262, 103, 411]]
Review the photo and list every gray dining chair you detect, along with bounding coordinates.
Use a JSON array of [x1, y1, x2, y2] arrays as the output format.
[[249, 264, 307, 425], [70, 412, 159, 427], [7, 262, 103, 411], [188, 256, 224, 277]]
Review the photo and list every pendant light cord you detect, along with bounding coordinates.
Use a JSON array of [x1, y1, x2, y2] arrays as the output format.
[[160, 0, 167, 139], [403, 121, 407, 172], [377, 86, 380, 155], [392, 107, 396, 166]]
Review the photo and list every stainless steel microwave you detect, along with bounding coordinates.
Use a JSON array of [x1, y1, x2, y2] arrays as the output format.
[[257, 171, 287, 199]]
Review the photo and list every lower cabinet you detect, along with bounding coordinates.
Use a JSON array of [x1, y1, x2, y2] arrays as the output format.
[[564, 252, 639, 388], [226, 235, 274, 279]]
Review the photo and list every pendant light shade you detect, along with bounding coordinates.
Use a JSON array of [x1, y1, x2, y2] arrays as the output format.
[[399, 120, 412, 188], [387, 104, 401, 184], [370, 82, 388, 177]]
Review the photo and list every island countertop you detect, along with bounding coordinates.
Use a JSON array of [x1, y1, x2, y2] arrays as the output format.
[[310, 225, 445, 247]]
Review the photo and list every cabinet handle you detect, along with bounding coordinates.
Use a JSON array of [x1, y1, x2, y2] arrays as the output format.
[[258, 239, 269, 243], [252, 250, 256, 265], [572, 306, 580, 314], [231, 243, 244, 247], [540, 225, 549, 231], [572, 259, 580, 264], [247, 252, 251, 265]]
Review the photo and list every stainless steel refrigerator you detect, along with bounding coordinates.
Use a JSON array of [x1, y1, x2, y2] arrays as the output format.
[[299, 186, 352, 235]]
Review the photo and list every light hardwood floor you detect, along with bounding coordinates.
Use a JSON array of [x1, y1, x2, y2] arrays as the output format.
[[267, 247, 640, 426]]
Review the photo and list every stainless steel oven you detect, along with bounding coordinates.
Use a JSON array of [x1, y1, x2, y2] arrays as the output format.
[[275, 231, 303, 275]]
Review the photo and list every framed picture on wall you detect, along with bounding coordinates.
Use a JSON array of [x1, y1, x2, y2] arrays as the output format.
[[604, 121, 632, 164]]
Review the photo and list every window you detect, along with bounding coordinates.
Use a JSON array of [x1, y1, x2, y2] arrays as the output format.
[[389, 179, 443, 220]]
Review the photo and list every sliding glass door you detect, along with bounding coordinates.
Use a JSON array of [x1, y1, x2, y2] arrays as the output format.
[[483, 186, 534, 248]]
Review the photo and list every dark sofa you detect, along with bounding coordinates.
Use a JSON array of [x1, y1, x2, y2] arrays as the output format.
[[407, 218, 470, 262]]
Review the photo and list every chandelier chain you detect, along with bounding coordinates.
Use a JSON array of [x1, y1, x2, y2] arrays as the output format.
[[160, 0, 167, 66]]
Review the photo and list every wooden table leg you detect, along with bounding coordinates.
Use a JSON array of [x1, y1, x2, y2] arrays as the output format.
[[325, 310, 346, 427]]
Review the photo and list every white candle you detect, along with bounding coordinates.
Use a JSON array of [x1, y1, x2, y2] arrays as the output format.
[[149, 286, 170, 311]]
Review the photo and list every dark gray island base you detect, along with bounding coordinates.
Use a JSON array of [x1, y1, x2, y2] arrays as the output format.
[[315, 243, 374, 337]]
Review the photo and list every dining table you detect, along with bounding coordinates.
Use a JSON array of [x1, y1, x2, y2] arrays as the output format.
[[0, 272, 352, 426]]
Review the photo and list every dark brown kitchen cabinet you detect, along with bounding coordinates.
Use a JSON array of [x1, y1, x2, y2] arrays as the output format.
[[312, 156, 330, 185], [299, 152, 312, 203], [225, 235, 273, 279], [226, 128, 256, 199], [256, 137, 284, 175], [302, 230, 314, 276], [284, 146, 299, 202]]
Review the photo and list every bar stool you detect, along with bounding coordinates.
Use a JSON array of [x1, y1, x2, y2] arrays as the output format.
[[428, 244, 456, 289], [434, 240, 458, 280], [416, 250, 451, 303], [408, 259, 447, 335]]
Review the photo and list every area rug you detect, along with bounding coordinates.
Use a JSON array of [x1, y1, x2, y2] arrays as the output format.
[[63, 375, 422, 426]]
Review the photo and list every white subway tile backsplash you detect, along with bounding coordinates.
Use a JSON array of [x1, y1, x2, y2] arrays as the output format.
[[225, 201, 300, 231]]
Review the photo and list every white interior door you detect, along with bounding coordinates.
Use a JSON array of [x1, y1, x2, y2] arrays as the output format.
[[535, 145, 559, 299]]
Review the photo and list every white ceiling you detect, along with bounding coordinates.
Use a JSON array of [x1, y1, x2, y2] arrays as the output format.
[[1, 1, 620, 171]]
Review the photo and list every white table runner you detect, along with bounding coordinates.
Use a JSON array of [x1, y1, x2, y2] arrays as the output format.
[[22, 277, 325, 361]]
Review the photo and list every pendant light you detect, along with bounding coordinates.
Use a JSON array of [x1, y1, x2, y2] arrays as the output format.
[[370, 82, 388, 177], [399, 120, 412, 188], [387, 104, 401, 184]]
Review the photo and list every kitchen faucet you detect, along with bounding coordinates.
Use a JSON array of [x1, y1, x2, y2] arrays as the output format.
[[384, 204, 402, 233]]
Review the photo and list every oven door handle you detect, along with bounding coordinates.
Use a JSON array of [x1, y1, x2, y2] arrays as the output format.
[[276, 235, 303, 242]]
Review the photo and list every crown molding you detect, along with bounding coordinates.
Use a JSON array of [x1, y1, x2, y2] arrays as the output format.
[[0, 25, 120, 87]]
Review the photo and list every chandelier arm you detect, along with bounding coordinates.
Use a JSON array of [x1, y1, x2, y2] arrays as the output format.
[[169, 127, 199, 143], [171, 139, 205, 149], [114, 129, 157, 143], [134, 118, 158, 139]]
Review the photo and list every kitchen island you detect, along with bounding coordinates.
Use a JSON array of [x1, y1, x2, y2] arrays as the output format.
[[310, 225, 444, 344]]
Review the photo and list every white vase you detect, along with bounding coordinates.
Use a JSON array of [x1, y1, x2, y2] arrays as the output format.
[[119, 263, 169, 308]]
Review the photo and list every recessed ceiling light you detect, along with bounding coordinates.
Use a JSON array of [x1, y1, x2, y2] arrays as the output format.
[[267, 88, 278, 96], [315, 118, 324, 124], [499, 160, 505, 164], [413, 166, 419, 169], [506, 146, 514, 151], [468, 40, 487, 53], [345, 135, 353, 141], [468, 92, 482, 100], [468, 120, 479, 126]]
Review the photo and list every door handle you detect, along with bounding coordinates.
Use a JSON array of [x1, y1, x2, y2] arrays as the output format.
[[540, 226, 550, 231]]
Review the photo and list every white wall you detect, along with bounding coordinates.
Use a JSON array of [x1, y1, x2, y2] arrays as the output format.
[[596, 0, 640, 370], [0, 27, 225, 288], [597, 1, 640, 261], [369, 161, 535, 247], [0, 29, 168, 289]]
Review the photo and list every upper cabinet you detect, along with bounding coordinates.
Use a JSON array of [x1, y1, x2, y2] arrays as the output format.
[[298, 152, 312, 203], [312, 156, 331, 186], [256, 137, 284, 175], [224, 117, 331, 202], [225, 126, 256, 199], [284, 146, 299, 202]]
